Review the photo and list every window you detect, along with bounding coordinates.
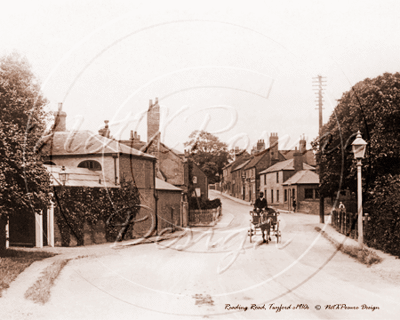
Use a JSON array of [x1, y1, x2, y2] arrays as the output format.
[[315, 189, 320, 199], [284, 189, 287, 202], [78, 160, 101, 171], [277, 190, 279, 202], [276, 172, 279, 183], [193, 176, 197, 184], [305, 188, 314, 199], [271, 189, 274, 203]]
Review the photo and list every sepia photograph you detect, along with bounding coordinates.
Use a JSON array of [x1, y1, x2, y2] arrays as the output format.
[[1, 1, 399, 319]]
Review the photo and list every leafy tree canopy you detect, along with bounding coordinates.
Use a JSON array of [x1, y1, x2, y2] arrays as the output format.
[[0, 52, 51, 220], [313, 72, 400, 199], [184, 130, 231, 184]]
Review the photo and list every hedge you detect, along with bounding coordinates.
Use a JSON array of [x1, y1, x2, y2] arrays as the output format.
[[364, 174, 400, 257]]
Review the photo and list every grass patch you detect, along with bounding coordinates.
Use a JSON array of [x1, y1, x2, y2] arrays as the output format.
[[25, 258, 70, 304], [315, 227, 382, 266], [0, 249, 56, 297]]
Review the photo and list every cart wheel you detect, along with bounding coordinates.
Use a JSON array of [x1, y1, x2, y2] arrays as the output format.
[[276, 222, 280, 243], [248, 227, 252, 243]]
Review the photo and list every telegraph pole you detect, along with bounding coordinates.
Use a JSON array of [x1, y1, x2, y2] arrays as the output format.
[[313, 75, 326, 223]]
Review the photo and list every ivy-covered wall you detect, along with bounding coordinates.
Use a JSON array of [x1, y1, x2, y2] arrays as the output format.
[[53, 181, 141, 246]]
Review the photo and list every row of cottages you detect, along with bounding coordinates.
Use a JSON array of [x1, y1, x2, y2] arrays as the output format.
[[9, 101, 194, 248], [222, 133, 323, 214], [259, 149, 318, 212]]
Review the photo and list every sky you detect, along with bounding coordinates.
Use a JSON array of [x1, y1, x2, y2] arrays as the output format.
[[1, 0, 400, 152]]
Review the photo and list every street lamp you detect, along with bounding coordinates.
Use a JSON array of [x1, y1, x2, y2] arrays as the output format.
[[59, 166, 69, 186], [351, 130, 367, 246]]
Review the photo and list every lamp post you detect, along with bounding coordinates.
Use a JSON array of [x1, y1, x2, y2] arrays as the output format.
[[351, 131, 367, 246], [59, 166, 69, 186]]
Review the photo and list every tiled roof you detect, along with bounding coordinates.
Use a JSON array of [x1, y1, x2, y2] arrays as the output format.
[[231, 159, 251, 172], [42, 131, 154, 159], [156, 178, 182, 191], [244, 150, 268, 170], [259, 159, 315, 174], [281, 149, 316, 166], [223, 162, 234, 170], [45, 165, 117, 188], [282, 170, 319, 185]]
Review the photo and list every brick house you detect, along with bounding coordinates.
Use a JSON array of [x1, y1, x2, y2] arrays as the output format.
[[222, 150, 251, 197], [231, 159, 251, 199], [190, 161, 208, 201], [12, 103, 185, 248], [119, 98, 208, 201], [242, 134, 286, 202], [259, 150, 315, 210], [282, 170, 320, 214]]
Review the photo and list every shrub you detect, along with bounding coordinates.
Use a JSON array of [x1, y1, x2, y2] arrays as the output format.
[[189, 197, 221, 210], [364, 174, 400, 257]]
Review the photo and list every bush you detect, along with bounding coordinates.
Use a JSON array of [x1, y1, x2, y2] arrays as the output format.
[[189, 197, 221, 210], [364, 174, 400, 257]]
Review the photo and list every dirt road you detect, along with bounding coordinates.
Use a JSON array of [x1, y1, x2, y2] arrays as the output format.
[[2, 190, 399, 319]]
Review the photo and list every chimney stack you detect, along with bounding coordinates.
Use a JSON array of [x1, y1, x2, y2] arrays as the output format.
[[147, 97, 160, 154], [130, 130, 140, 141], [51, 102, 67, 132], [98, 120, 110, 138], [269, 133, 279, 160], [257, 139, 265, 152], [293, 147, 303, 172], [299, 134, 306, 154]]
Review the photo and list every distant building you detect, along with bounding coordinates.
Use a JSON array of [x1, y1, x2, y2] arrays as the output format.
[[243, 135, 286, 202], [259, 149, 315, 210], [282, 169, 320, 214]]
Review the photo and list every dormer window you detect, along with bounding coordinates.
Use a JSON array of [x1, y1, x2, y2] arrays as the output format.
[[193, 176, 197, 184], [78, 160, 102, 171]]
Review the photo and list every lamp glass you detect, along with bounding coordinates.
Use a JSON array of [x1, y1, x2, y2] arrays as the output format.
[[59, 166, 68, 185], [351, 131, 367, 159]]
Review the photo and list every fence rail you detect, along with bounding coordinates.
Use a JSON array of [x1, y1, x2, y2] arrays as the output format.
[[331, 209, 368, 240], [189, 206, 221, 226]]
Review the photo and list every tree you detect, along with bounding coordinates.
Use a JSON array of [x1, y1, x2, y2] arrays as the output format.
[[0, 52, 51, 253], [312, 72, 400, 199], [312, 72, 400, 256], [184, 131, 231, 184]]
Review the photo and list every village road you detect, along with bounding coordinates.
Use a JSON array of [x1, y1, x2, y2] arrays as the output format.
[[4, 190, 400, 319]]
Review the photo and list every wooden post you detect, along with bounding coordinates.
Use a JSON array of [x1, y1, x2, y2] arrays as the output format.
[[35, 210, 43, 248]]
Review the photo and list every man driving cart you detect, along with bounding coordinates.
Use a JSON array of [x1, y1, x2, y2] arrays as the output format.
[[254, 192, 268, 213]]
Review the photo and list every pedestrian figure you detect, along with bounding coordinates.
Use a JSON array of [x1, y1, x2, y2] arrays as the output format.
[[292, 198, 296, 212]]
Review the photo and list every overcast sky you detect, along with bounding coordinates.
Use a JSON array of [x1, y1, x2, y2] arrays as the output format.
[[1, 0, 399, 152]]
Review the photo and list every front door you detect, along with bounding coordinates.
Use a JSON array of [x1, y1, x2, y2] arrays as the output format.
[[9, 210, 35, 247]]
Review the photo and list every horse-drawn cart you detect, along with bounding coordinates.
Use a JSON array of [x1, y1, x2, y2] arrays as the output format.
[[248, 208, 281, 243]]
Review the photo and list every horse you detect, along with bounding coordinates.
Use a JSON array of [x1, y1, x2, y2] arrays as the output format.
[[259, 214, 272, 243], [259, 207, 278, 243]]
